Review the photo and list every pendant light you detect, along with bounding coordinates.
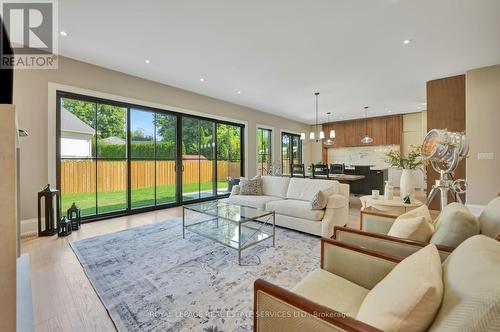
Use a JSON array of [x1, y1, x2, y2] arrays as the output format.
[[361, 106, 374, 144], [301, 92, 324, 142], [324, 112, 336, 146]]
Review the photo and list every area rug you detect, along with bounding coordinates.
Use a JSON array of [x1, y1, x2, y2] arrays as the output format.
[[70, 218, 320, 331]]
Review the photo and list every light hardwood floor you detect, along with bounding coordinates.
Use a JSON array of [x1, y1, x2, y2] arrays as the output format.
[[20, 195, 389, 331]]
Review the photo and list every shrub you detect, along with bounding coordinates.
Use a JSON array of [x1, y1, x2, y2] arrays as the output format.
[[97, 141, 180, 159]]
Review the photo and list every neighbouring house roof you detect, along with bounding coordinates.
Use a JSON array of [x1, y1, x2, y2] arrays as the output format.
[[101, 136, 126, 144], [182, 155, 208, 160], [61, 107, 95, 136]]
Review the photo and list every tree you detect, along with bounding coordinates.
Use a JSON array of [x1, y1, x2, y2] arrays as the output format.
[[62, 98, 126, 139], [97, 104, 126, 139]]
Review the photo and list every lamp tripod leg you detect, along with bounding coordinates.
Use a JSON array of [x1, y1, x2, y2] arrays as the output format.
[[426, 186, 439, 206], [451, 188, 464, 204]]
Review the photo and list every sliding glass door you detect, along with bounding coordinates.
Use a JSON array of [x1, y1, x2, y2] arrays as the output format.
[[130, 109, 178, 209], [181, 117, 216, 201], [59, 97, 128, 217], [96, 103, 127, 214], [155, 113, 177, 205], [57, 92, 244, 221], [130, 109, 156, 208]]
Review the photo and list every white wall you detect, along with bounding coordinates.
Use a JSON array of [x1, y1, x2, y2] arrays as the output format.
[[466, 64, 500, 205]]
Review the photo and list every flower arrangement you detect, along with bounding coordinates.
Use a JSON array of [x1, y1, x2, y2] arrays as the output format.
[[384, 145, 428, 170]]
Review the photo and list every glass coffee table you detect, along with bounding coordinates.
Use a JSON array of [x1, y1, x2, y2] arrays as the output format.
[[182, 201, 275, 265]]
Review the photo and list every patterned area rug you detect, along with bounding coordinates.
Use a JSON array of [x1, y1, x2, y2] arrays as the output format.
[[70, 218, 320, 331]]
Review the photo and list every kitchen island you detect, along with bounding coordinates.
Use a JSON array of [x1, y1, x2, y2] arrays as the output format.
[[343, 166, 388, 195]]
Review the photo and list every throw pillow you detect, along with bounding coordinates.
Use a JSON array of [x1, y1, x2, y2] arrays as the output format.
[[478, 196, 500, 238], [239, 176, 262, 195], [311, 190, 329, 210], [356, 244, 444, 332], [400, 204, 433, 223], [388, 216, 435, 242], [430, 203, 479, 248], [230, 185, 240, 195]]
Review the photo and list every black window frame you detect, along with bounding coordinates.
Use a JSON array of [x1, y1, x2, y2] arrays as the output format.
[[56, 90, 245, 223], [257, 127, 272, 175]]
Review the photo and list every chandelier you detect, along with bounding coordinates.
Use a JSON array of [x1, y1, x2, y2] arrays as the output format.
[[301, 92, 335, 142], [323, 111, 336, 146], [361, 106, 373, 144]]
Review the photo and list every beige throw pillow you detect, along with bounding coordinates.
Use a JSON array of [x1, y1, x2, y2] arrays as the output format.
[[388, 216, 435, 242], [311, 190, 329, 210], [478, 196, 500, 238], [356, 244, 444, 332], [430, 203, 479, 248], [400, 204, 433, 223]]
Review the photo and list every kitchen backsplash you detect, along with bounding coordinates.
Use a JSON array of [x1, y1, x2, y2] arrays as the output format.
[[327, 145, 400, 168]]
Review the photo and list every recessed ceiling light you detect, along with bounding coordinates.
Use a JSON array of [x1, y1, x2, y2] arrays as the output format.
[[145, 59, 151, 64], [60, 31, 68, 36], [199, 78, 205, 82], [388, 110, 392, 113], [403, 39, 412, 45], [237, 90, 242, 94]]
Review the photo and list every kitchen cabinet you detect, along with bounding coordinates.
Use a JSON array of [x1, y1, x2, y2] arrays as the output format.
[[323, 114, 402, 148]]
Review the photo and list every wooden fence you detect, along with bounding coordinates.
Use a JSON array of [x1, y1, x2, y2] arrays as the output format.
[[60, 160, 241, 194]]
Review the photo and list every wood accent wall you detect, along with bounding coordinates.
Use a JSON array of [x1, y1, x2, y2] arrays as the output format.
[[321, 114, 402, 162], [426, 75, 466, 210]]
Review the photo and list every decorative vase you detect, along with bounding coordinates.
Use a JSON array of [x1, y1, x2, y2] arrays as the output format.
[[384, 181, 394, 200], [400, 169, 415, 200]]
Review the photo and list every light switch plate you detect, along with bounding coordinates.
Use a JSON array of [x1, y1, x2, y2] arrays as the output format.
[[477, 152, 494, 160]]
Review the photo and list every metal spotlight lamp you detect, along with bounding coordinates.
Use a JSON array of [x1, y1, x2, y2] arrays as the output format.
[[421, 129, 469, 210]]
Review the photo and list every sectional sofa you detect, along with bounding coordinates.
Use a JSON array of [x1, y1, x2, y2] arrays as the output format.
[[224, 176, 349, 237]]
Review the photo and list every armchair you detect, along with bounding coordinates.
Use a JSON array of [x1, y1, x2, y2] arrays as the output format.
[[333, 226, 454, 261], [343, 194, 500, 260], [254, 235, 500, 331], [254, 238, 400, 331]]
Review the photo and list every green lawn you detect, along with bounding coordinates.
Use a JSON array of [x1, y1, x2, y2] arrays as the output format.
[[62, 181, 228, 216]]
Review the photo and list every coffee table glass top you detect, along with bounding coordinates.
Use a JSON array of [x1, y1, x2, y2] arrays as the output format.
[[183, 200, 273, 223]]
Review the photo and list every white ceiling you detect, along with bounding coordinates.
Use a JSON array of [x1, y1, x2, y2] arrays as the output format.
[[58, 0, 500, 124]]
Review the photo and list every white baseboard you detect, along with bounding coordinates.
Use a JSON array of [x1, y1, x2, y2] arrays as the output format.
[[20, 218, 38, 237], [466, 204, 486, 216]]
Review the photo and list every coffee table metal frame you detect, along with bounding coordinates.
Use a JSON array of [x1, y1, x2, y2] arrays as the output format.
[[182, 201, 275, 265]]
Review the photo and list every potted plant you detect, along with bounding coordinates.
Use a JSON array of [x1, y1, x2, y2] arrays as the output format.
[[384, 145, 427, 199]]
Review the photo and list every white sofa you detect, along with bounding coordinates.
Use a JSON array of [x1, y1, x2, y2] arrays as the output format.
[[224, 176, 349, 237]]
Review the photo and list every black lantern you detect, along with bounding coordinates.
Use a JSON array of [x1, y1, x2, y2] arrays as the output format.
[[67, 202, 81, 231], [37, 184, 61, 236], [57, 217, 72, 237]]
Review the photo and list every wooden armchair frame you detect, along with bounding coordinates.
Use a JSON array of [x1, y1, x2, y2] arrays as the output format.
[[332, 226, 455, 260]]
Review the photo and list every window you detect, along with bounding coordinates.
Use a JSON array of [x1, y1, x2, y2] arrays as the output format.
[[257, 127, 272, 175], [281, 132, 302, 175], [57, 91, 244, 221]]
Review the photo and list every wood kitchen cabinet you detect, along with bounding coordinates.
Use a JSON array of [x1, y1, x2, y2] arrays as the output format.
[[371, 117, 387, 145], [322, 114, 402, 148], [385, 115, 402, 145]]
